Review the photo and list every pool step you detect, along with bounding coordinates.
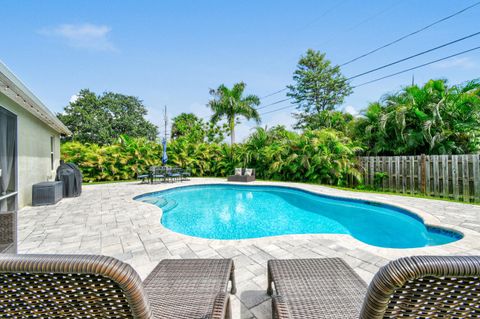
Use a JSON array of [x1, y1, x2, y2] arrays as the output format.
[[140, 197, 167, 207], [139, 196, 176, 212], [161, 199, 178, 212], [155, 197, 168, 207], [141, 198, 159, 205]]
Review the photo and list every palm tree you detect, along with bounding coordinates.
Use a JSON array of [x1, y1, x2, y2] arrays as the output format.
[[207, 82, 261, 144], [354, 79, 480, 155]]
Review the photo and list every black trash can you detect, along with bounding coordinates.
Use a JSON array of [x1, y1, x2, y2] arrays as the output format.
[[56, 162, 82, 197]]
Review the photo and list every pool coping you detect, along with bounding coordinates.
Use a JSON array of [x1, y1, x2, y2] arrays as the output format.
[[130, 179, 476, 255]]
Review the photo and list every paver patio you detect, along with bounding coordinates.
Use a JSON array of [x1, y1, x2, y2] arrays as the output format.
[[18, 178, 480, 319]]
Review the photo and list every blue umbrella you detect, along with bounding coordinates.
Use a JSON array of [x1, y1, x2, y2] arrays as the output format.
[[162, 137, 168, 165]]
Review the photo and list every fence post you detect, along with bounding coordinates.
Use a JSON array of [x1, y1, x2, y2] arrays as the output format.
[[421, 154, 426, 195]]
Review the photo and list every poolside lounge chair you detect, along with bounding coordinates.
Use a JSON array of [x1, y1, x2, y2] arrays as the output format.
[[267, 256, 480, 319], [137, 169, 151, 184], [227, 168, 255, 182], [167, 167, 182, 182], [181, 167, 191, 181], [0, 254, 236, 319]]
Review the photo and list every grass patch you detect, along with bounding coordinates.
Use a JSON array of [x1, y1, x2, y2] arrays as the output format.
[[324, 185, 479, 205], [84, 179, 137, 185]]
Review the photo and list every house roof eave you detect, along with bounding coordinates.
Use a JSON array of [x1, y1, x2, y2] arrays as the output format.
[[0, 61, 72, 136]]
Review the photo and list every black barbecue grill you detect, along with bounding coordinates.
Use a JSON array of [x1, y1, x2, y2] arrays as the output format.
[[55, 161, 82, 197]]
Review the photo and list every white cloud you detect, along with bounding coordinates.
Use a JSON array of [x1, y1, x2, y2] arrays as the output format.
[[343, 105, 360, 116], [38, 23, 116, 52], [432, 57, 477, 70], [69, 94, 79, 103]]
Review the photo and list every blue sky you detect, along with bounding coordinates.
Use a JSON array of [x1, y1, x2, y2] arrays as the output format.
[[1, 0, 479, 141]]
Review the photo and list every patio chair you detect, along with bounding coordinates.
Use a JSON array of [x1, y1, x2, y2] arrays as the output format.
[[181, 167, 191, 181], [0, 254, 236, 319], [137, 169, 151, 184], [267, 256, 480, 319], [152, 166, 166, 183], [167, 167, 182, 183]]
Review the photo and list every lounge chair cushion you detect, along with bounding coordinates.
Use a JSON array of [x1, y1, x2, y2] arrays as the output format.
[[234, 168, 242, 175], [244, 168, 253, 176]]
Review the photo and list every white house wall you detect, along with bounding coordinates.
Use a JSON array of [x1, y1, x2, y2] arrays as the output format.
[[0, 93, 60, 208]]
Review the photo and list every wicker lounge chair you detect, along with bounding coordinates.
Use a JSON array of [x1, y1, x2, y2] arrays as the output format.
[[0, 254, 236, 319], [267, 256, 480, 319]]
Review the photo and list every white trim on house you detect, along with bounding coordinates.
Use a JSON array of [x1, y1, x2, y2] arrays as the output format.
[[0, 61, 71, 136]]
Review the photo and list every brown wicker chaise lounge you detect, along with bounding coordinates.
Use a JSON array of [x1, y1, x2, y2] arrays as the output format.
[[267, 256, 480, 319], [0, 254, 236, 319]]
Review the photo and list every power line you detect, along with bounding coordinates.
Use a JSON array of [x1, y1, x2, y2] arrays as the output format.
[[259, 1, 480, 106], [261, 46, 480, 115], [348, 31, 480, 80], [295, 0, 349, 32], [257, 97, 293, 110], [259, 2, 368, 101], [259, 32, 480, 111], [316, 0, 402, 48], [258, 2, 480, 115], [260, 88, 288, 99], [343, 1, 402, 34], [341, 1, 480, 66], [353, 45, 480, 87], [260, 103, 296, 115], [259, 1, 402, 100], [259, 2, 349, 100]]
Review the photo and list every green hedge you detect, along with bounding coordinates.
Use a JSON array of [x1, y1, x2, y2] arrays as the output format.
[[61, 128, 362, 185]]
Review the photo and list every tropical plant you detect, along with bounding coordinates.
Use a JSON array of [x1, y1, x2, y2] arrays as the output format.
[[61, 128, 361, 186], [240, 126, 362, 184], [61, 135, 162, 182], [207, 82, 261, 144], [352, 79, 480, 155], [287, 49, 352, 129]]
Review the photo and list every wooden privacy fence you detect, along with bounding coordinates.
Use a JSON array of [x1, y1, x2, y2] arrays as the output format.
[[358, 154, 480, 203]]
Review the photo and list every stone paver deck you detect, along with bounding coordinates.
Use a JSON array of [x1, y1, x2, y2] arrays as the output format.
[[18, 178, 480, 319]]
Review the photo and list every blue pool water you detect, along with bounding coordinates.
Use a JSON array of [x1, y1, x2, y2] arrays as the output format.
[[135, 184, 462, 248]]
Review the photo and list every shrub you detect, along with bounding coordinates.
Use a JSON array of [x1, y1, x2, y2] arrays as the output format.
[[61, 129, 362, 185]]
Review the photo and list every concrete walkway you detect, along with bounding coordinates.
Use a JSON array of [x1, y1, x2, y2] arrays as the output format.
[[18, 178, 480, 319]]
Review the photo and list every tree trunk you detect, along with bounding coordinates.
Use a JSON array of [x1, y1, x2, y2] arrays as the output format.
[[230, 116, 235, 145]]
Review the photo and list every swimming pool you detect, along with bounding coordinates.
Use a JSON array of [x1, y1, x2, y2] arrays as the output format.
[[135, 184, 462, 248]]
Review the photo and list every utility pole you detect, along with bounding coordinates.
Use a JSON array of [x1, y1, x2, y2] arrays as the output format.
[[411, 74, 415, 86]]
